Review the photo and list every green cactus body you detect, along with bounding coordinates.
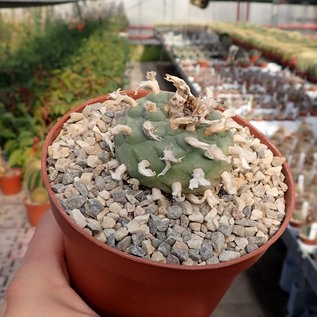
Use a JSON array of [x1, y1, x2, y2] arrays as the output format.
[[114, 91, 233, 194], [23, 159, 44, 193], [31, 187, 49, 205]]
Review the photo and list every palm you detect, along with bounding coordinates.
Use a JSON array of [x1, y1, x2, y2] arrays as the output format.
[[2, 212, 99, 317]]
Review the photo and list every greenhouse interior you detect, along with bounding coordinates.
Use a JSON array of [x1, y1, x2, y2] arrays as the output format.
[[0, 0, 317, 316]]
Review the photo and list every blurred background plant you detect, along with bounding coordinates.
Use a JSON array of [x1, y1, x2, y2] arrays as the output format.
[[0, 1, 130, 170]]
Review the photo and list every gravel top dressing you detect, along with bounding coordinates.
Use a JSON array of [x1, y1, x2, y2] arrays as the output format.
[[46, 72, 287, 265]]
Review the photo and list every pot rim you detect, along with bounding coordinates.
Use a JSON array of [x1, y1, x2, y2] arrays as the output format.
[[41, 90, 295, 271], [24, 196, 50, 207], [0, 167, 22, 178]]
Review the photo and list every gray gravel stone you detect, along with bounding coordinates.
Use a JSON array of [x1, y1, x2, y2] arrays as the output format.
[[114, 227, 129, 241], [142, 240, 155, 255], [166, 253, 180, 265], [95, 176, 105, 191], [97, 152, 110, 163], [152, 238, 162, 249], [171, 241, 189, 262], [156, 231, 166, 241], [189, 249, 201, 262], [74, 182, 88, 197], [200, 240, 213, 261], [218, 223, 234, 237], [206, 256, 220, 264], [180, 201, 193, 215], [62, 172, 75, 185], [167, 205, 183, 219], [173, 224, 186, 236], [182, 228, 191, 242], [158, 242, 171, 257], [246, 243, 259, 253], [234, 237, 249, 250], [148, 215, 158, 235], [55, 158, 72, 172], [235, 219, 258, 227], [107, 233, 116, 247], [48, 169, 59, 182], [67, 195, 86, 209], [157, 218, 169, 231], [47, 157, 56, 166], [111, 189, 127, 203], [129, 245, 146, 258], [242, 206, 252, 217], [69, 209, 86, 228], [180, 214, 189, 228], [52, 183, 65, 193], [210, 232, 225, 253], [144, 204, 159, 215], [87, 199, 104, 217], [64, 185, 80, 199], [247, 236, 267, 246], [117, 217, 129, 227], [219, 250, 240, 262], [109, 202, 122, 213], [86, 218, 102, 232], [116, 236, 131, 251], [131, 233, 145, 246], [233, 225, 245, 237]]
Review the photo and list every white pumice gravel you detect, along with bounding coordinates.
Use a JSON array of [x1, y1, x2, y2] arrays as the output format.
[[47, 77, 288, 266]]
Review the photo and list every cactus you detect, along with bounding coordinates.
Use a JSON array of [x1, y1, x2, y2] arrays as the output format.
[[31, 187, 49, 205], [23, 159, 44, 193], [23, 158, 48, 204], [112, 72, 234, 195]]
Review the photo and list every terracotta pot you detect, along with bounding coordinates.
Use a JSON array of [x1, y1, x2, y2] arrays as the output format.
[[250, 55, 260, 63], [299, 225, 317, 246], [0, 168, 22, 195], [198, 59, 209, 68], [25, 198, 50, 227], [254, 62, 267, 68], [289, 218, 309, 229], [237, 62, 251, 68], [41, 90, 295, 317]]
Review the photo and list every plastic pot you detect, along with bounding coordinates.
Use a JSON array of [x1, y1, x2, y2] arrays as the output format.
[[41, 90, 295, 317], [299, 225, 317, 246], [0, 168, 22, 195], [25, 198, 50, 227]]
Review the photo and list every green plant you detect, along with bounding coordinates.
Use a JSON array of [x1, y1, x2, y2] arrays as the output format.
[[23, 157, 48, 204], [113, 73, 233, 195], [0, 10, 130, 168], [30, 187, 49, 205], [0, 147, 7, 176], [219, 32, 232, 49], [236, 57, 251, 67], [0, 102, 44, 167], [249, 49, 260, 57], [0, 147, 21, 177]]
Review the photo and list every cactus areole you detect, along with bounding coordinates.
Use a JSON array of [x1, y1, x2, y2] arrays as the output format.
[[112, 72, 234, 195]]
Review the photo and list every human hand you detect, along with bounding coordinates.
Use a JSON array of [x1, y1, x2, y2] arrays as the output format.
[[1, 211, 99, 317]]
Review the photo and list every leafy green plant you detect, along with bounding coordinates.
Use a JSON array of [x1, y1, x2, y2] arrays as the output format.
[[0, 8, 130, 168]]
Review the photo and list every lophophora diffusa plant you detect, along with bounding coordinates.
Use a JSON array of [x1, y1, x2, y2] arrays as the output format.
[[109, 72, 248, 200], [47, 70, 289, 265]]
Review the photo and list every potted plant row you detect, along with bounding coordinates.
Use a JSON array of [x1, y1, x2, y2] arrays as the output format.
[[0, 147, 22, 195]]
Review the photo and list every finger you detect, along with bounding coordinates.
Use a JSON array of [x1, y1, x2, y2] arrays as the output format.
[[16, 210, 69, 286]]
